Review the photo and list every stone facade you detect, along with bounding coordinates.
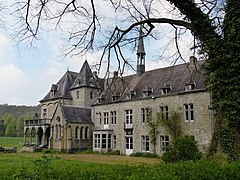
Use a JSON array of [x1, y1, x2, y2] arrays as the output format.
[[92, 90, 212, 155], [24, 61, 100, 152], [23, 28, 213, 154]]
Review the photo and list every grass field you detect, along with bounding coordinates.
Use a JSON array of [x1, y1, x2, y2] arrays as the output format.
[[0, 137, 23, 149], [1, 153, 240, 179], [1, 137, 240, 179]]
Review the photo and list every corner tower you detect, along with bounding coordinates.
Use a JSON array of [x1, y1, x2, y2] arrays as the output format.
[[70, 60, 102, 107], [137, 26, 146, 76]]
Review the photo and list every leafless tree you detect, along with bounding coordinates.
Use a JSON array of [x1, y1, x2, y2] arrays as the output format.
[[8, 0, 240, 159], [9, 0, 224, 77]]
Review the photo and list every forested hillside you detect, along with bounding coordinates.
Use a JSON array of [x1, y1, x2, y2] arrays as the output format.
[[0, 104, 40, 137]]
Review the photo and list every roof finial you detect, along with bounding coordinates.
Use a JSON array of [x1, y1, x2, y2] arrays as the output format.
[[137, 25, 146, 76], [85, 53, 88, 62]]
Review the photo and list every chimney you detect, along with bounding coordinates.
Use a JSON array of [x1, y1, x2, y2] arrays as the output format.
[[189, 56, 197, 66], [188, 56, 197, 72], [113, 71, 118, 77], [93, 71, 98, 79]]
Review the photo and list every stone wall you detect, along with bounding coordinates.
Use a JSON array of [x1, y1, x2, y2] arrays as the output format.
[[92, 91, 212, 155]]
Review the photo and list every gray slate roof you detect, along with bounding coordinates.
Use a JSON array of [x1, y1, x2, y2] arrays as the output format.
[[61, 105, 92, 124], [40, 61, 103, 102], [96, 60, 206, 104], [70, 60, 101, 89], [40, 71, 78, 102]]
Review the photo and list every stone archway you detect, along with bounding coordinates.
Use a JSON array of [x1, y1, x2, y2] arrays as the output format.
[[24, 128, 30, 144], [37, 127, 43, 146], [44, 127, 50, 147]]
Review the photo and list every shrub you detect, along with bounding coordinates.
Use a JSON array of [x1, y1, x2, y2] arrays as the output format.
[[108, 150, 120, 155], [42, 149, 59, 154], [83, 149, 93, 154], [130, 152, 159, 158], [162, 135, 202, 163]]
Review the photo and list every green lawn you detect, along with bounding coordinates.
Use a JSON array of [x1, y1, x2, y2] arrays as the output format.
[[1, 153, 240, 179], [1, 137, 240, 179], [0, 137, 24, 149]]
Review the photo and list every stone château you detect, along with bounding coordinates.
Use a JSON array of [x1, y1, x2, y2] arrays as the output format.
[[23, 28, 213, 154]]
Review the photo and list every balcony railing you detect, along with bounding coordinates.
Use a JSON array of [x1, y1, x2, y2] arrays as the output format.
[[25, 119, 51, 126]]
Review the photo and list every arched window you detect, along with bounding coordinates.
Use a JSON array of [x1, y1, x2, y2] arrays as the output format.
[[80, 126, 84, 139], [56, 116, 60, 122], [55, 125, 58, 139], [75, 126, 79, 139], [59, 125, 61, 138], [85, 127, 89, 139]]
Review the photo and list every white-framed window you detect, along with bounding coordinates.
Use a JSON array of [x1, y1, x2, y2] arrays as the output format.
[[94, 134, 100, 148], [184, 103, 194, 122], [103, 112, 109, 125], [141, 108, 150, 124], [110, 111, 117, 125], [126, 137, 133, 149], [125, 110, 133, 125], [108, 134, 112, 149], [160, 135, 169, 152], [102, 134, 107, 148], [142, 135, 150, 152], [96, 112, 102, 125], [160, 106, 169, 120], [113, 135, 116, 149]]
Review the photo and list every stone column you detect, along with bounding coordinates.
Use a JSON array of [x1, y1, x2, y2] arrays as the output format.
[[30, 132, 32, 145], [23, 131, 26, 145], [42, 132, 46, 146]]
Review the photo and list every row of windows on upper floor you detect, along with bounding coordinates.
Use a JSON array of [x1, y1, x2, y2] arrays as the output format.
[[98, 82, 197, 103], [93, 133, 169, 153], [95, 103, 195, 127]]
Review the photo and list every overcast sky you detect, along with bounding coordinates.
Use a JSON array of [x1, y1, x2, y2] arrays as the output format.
[[0, 1, 194, 106]]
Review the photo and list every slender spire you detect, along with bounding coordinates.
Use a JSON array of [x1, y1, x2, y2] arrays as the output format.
[[137, 26, 146, 55], [137, 25, 146, 76]]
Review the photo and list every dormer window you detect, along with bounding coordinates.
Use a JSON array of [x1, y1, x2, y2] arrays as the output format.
[[50, 84, 58, 98], [143, 87, 153, 97], [97, 95, 105, 103], [89, 77, 94, 86], [112, 92, 120, 101], [161, 84, 172, 95], [185, 81, 196, 91], [77, 78, 81, 85], [127, 90, 136, 100]]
